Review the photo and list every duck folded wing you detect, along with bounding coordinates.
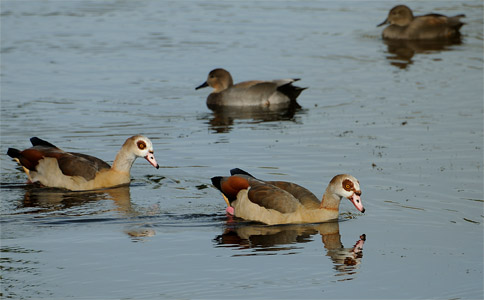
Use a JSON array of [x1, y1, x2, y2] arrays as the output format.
[[422, 14, 465, 30], [57, 152, 111, 180], [247, 181, 300, 214], [421, 13, 465, 25], [235, 79, 296, 90], [417, 15, 451, 27], [209, 85, 274, 107], [271, 78, 300, 87], [232, 80, 265, 89], [247, 81, 294, 95], [410, 15, 464, 39], [238, 82, 278, 98]]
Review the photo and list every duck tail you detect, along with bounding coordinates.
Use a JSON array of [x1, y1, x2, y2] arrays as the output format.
[[278, 83, 307, 108], [449, 14, 466, 30], [30, 137, 58, 148], [230, 168, 256, 178]]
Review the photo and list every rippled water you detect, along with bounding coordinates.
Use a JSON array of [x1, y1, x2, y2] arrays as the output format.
[[1, 1, 483, 299]]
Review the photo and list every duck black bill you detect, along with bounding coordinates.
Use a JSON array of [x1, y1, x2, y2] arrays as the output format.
[[377, 18, 388, 27], [195, 82, 209, 90]]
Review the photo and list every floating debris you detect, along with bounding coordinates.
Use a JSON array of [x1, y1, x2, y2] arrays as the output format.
[[463, 218, 480, 224]]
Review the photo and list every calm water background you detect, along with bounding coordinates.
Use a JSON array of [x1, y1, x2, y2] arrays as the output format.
[[1, 0, 483, 299]]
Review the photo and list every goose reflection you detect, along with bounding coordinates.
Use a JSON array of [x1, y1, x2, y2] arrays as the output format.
[[16, 185, 132, 213], [214, 221, 366, 276], [12, 185, 156, 241], [203, 104, 302, 134], [382, 38, 462, 69]]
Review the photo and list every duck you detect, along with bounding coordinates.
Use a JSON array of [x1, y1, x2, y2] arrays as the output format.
[[211, 168, 364, 225], [377, 5, 465, 40], [7, 135, 159, 191], [195, 68, 306, 109]]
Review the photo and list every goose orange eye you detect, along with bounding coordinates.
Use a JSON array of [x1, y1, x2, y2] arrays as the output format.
[[137, 141, 146, 150], [342, 179, 353, 191]]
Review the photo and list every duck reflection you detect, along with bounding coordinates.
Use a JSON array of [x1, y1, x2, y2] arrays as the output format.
[[382, 38, 462, 69], [214, 221, 366, 276], [203, 104, 302, 134]]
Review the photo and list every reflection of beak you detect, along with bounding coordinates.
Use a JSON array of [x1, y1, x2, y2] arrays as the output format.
[[195, 81, 209, 90], [377, 18, 388, 27], [348, 193, 365, 213], [352, 238, 365, 254], [145, 153, 159, 169]]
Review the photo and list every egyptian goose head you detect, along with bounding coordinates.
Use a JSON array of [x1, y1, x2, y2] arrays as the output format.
[[322, 174, 364, 213], [112, 135, 159, 172]]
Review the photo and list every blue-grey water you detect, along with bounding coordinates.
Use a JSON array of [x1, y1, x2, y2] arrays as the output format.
[[1, 1, 483, 299]]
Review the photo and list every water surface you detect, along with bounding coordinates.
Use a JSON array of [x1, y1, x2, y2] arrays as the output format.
[[1, 1, 483, 299]]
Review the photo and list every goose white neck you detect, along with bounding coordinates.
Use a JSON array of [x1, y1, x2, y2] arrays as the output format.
[[320, 189, 342, 211], [111, 147, 137, 173]]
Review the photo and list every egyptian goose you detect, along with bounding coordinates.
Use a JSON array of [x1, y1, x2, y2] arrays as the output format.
[[211, 168, 364, 225], [195, 68, 306, 109], [377, 5, 465, 40], [7, 135, 159, 191]]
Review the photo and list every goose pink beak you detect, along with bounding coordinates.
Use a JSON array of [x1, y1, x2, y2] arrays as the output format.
[[226, 206, 235, 216], [145, 153, 159, 169], [349, 193, 365, 213]]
